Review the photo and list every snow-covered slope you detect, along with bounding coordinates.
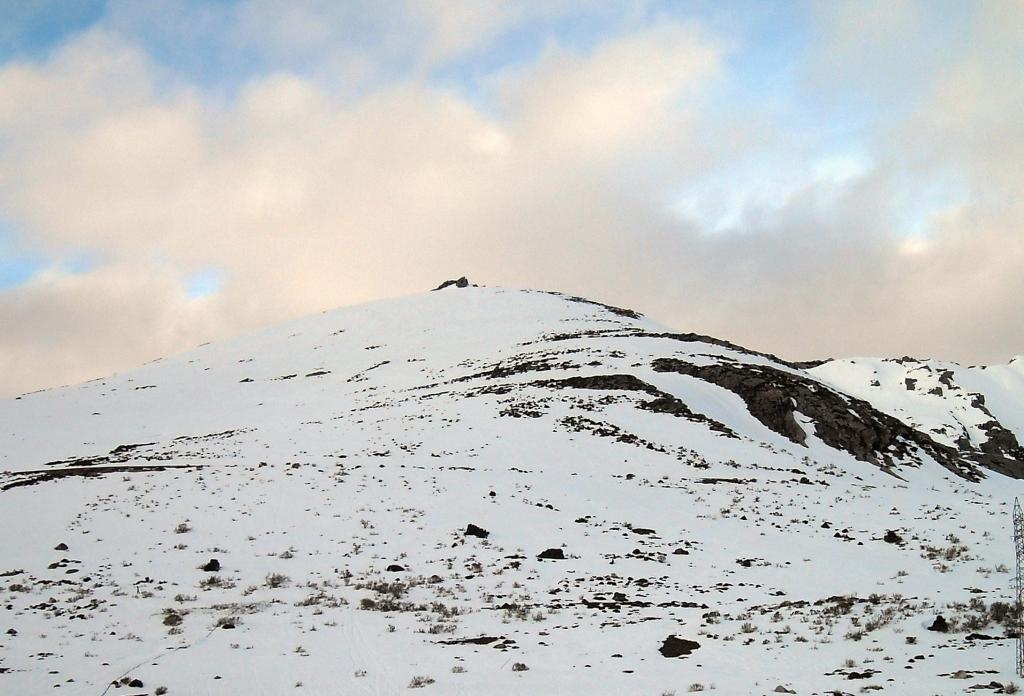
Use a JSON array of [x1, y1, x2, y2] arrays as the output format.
[[1, 284, 1022, 695]]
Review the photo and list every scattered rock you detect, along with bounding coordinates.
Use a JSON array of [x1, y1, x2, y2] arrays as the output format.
[[658, 635, 700, 658], [386, 564, 406, 572], [928, 615, 949, 632], [773, 687, 796, 694], [54, 543, 68, 551], [537, 548, 565, 560], [965, 633, 1001, 641], [437, 636, 501, 646], [128, 679, 143, 688], [883, 530, 904, 544], [465, 524, 490, 539], [201, 559, 221, 572]]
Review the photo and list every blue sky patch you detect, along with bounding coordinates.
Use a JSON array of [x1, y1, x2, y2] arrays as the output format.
[[184, 267, 225, 299]]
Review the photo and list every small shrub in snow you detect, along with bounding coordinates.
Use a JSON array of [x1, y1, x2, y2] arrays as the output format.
[[408, 676, 435, 688], [989, 601, 1017, 627], [174, 522, 191, 534], [503, 603, 529, 621], [425, 623, 456, 634], [921, 534, 970, 564], [511, 662, 529, 672], [265, 573, 290, 588]]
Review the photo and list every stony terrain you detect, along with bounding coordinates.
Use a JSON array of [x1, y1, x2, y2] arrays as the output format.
[[1, 284, 1023, 695]]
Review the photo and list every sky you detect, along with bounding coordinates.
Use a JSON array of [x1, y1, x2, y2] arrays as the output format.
[[0, 0, 1021, 397]]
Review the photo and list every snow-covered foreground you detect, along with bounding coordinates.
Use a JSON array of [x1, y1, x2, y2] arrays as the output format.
[[1, 285, 1022, 695]]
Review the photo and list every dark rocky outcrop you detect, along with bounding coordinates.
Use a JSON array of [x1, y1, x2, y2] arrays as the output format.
[[458, 357, 581, 382], [465, 524, 490, 539], [537, 548, 565, 560], [652, 360, 814, 447], [437, 635, 501, 645], [536, 374, 738, 438], [544, 291, 643, 319], [658, 635, 700, 657], [629, 330, 827, 370], [2, 463, 203, 492], [538, 374, 660, 395], [202, 559, 221, 572], [928, 615, 949, 632], [650, 358, 1024, 481], [433, 277, 470, 291]]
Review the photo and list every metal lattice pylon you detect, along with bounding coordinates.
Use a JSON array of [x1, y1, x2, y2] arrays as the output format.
[[1014, 498, 1024, 676]]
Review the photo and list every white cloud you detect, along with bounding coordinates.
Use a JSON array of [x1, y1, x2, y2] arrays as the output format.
[[500, 21, 718, 158], [0, 4, 1022, 396]]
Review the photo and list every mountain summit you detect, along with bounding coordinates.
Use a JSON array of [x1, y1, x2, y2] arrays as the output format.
[[1, 286, 1021, 694]]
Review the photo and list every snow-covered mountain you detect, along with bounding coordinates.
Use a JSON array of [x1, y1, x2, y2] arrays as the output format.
[[2, 283, 1022, 695]]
